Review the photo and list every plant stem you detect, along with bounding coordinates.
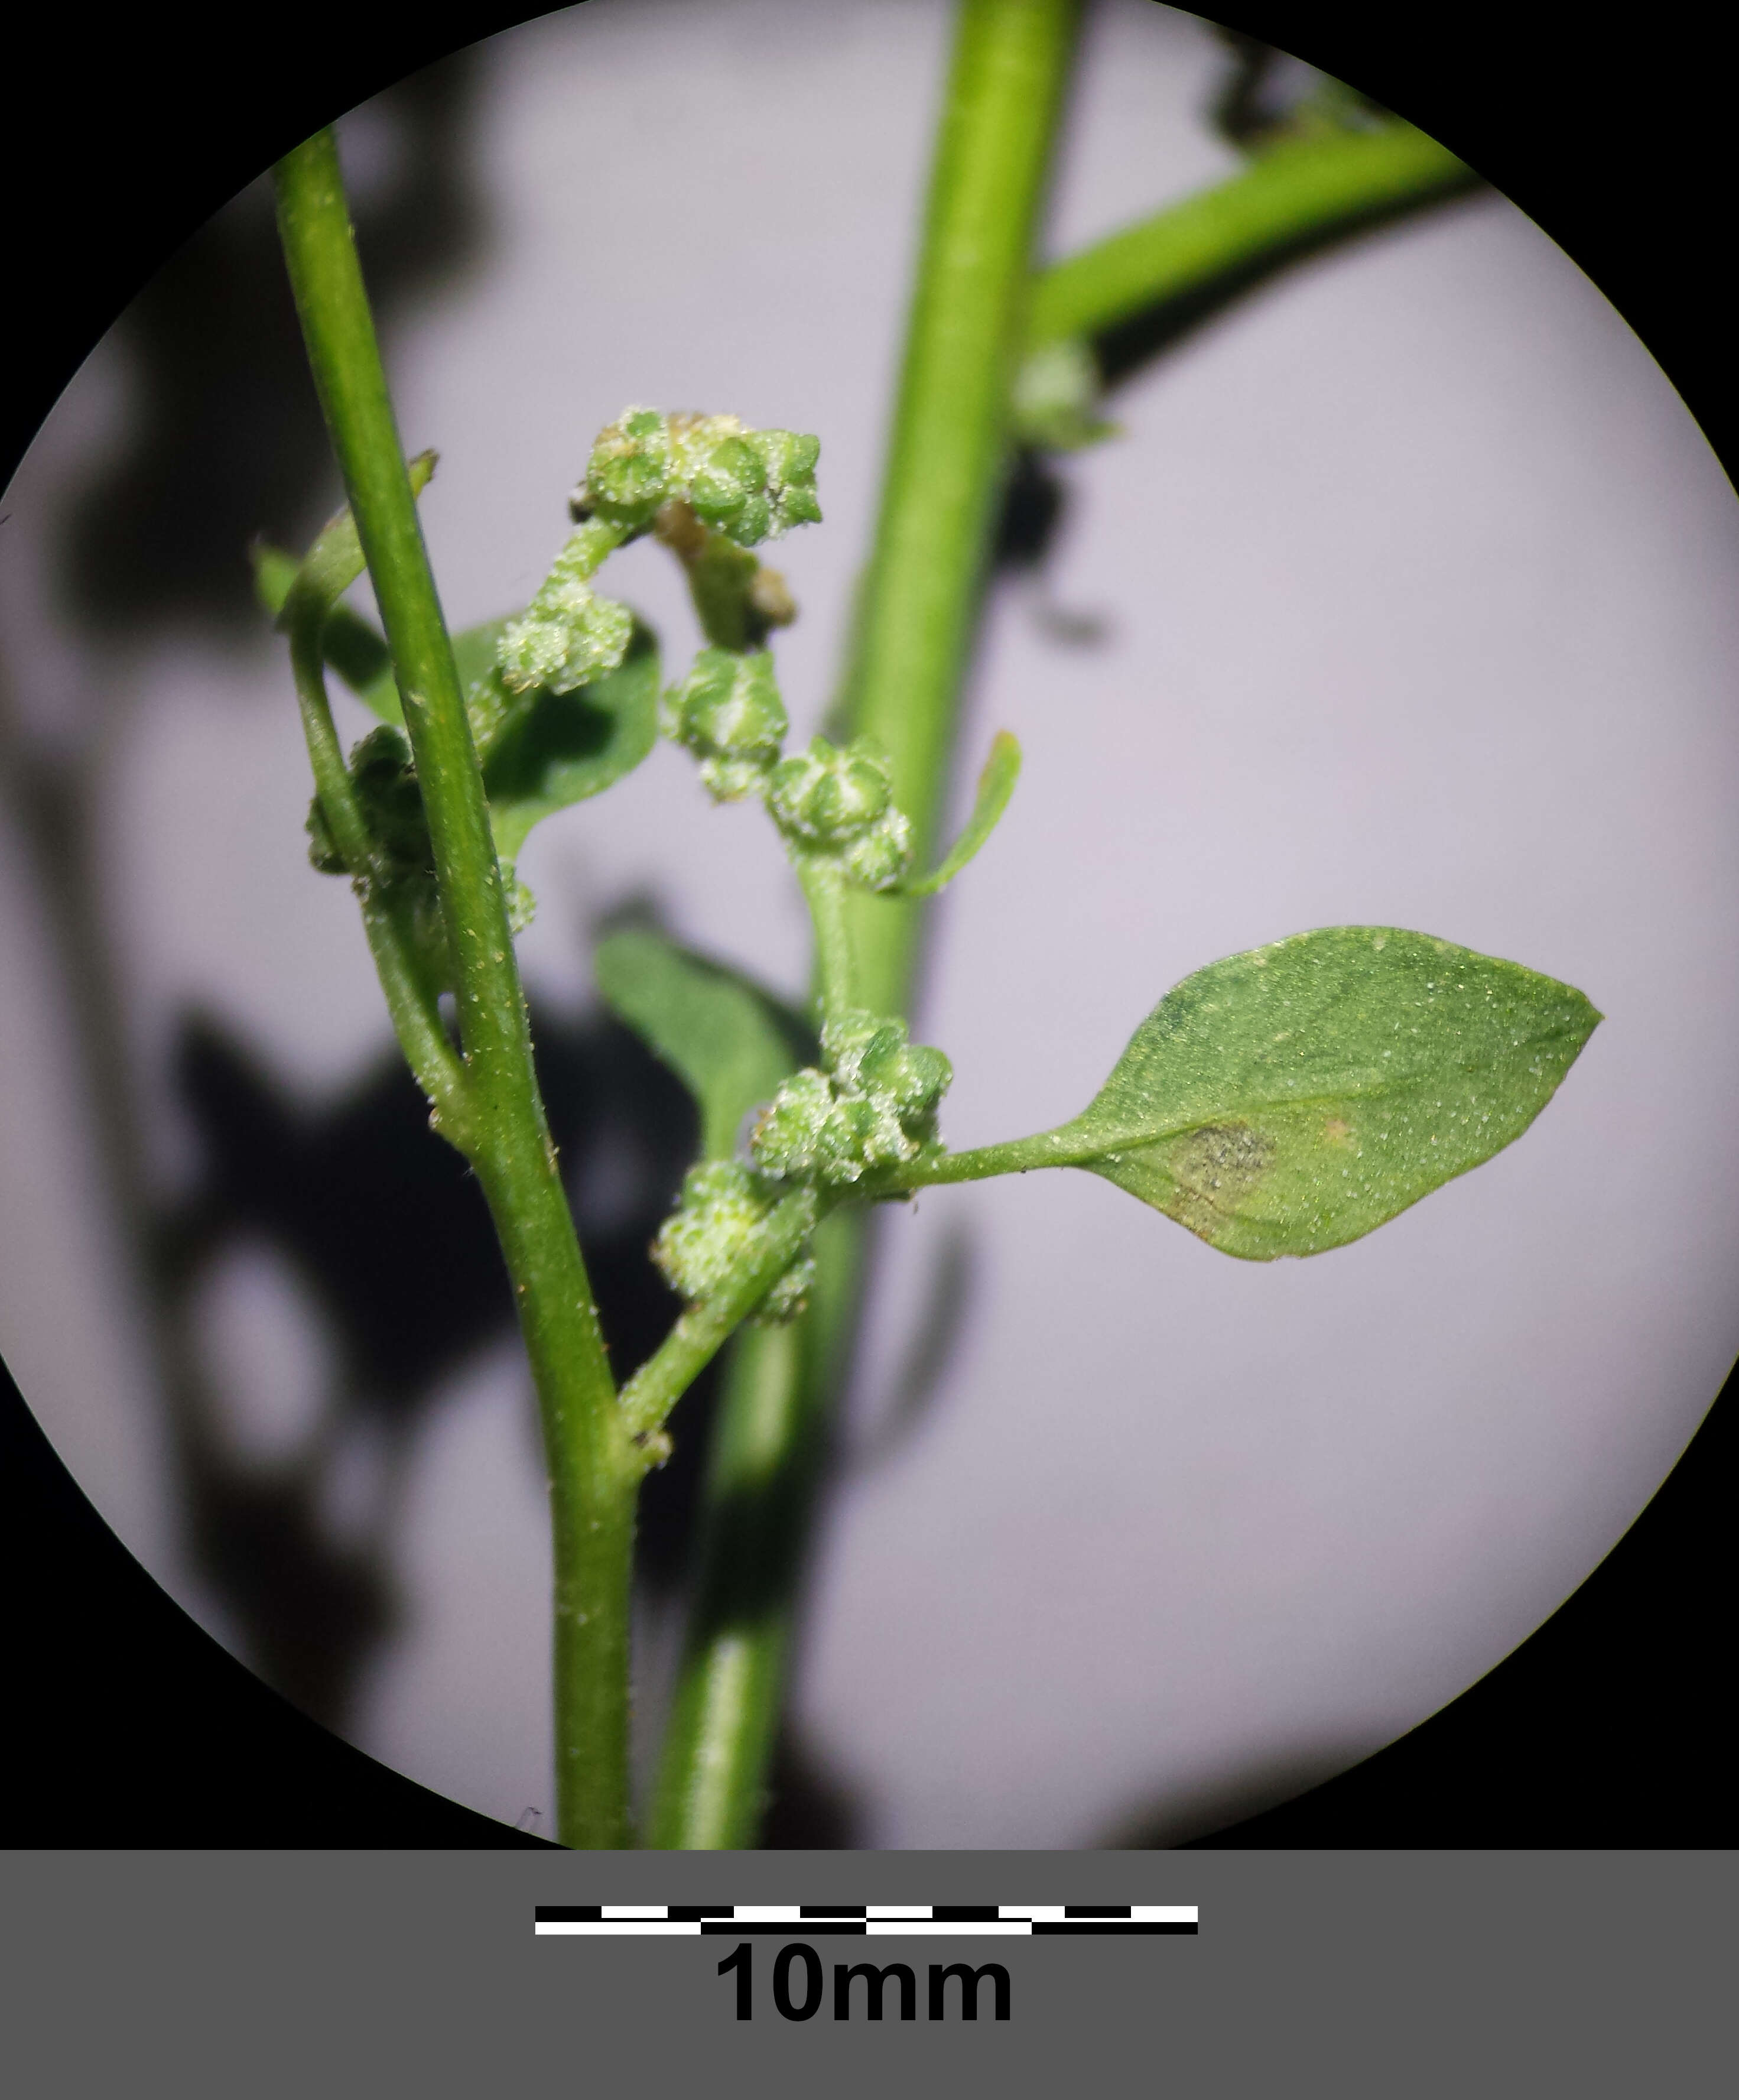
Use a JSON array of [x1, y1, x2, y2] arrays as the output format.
[[649, 0, 1081, 1849], [647, 1213, 864, 1848], [872, 1124, 1100, 1190], [281, 544, 473, 1134], [796, 857, 854, 1024], [274, 129, 636, 1848], [1025, 121, 1475, 350], [645, 1324, 804, 1848], [840, 0, 1081, 1021]]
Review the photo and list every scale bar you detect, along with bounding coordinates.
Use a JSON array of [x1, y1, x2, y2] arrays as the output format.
[[535, 1904, 1197, 1937]]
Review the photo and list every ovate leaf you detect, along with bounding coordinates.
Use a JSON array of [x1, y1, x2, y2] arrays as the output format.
[[481, 621, 661, 864], [1048, 926, 1599, 1259], [595, 925, 815, 1160]]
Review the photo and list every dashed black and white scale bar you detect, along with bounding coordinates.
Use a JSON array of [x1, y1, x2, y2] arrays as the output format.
[[534, 1906, 1197, 1937]]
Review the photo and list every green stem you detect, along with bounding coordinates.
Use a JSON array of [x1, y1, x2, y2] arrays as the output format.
[[645, 1325, 804, 1848], [650, 0, 1081, 1849], [648, 1212, 864, 1849], [872, 1124, 1090, 1190], [274, 129, 636, 1848], [796, 858, 854, 1023], [840, 0, 1081, 1021], [655, 504, 794, 655], [1025, 120, 1475, 350], [282, 549, 472, 1132]]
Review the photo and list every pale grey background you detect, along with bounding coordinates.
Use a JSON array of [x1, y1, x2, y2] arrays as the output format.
[[4, 0, 1738, 1845]]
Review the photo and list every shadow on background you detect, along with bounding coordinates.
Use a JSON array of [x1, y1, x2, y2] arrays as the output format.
[[158, 999, 705, 1731], [55, 60, 490, 645]]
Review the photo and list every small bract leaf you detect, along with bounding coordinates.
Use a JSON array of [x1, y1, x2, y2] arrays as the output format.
[[899, 731, 1021, 897], [1051, 926, 1600, 1259], [255, 541, 407, 731], [482, 621, 661, 863], [254, 549, 405, 724], [594, 926, 815, 1161], [252, 449, 439, 729]]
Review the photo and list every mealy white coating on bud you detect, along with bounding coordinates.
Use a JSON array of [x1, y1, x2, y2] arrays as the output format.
[[497, 524, 634, 696], [766, 736, 898, 849], [584, 407, 675, 530], [841, 809, 912, 890], [750, 1013, 953, 1187], [650, 1161, 815, 1323], [581, 409, 822, 549], [665, 647, 788, 800], [502, 867, 537, 937]]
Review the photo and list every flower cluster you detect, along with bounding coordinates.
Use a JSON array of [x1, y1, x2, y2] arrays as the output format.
[[750, 1010, 951, 1187], [765, 736, 912, 891], [580, 407, 821, 546], [664, 647, 789, 801], [651, 1162, 816, 1324], [495, 519, 634, 699]]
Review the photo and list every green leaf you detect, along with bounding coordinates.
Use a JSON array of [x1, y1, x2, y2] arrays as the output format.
[[1045, 926, 1599, 1259], [898, 731, 1022, 896], [594, 925, 815, 1161], [480, 621, 661, 864], [255, 543, 407, 726], [251, 449, 438, 729], [256, 521, 658, 844]]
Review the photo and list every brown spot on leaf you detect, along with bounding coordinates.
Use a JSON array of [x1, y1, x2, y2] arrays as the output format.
[[1163, 1121, 1277, 1241]]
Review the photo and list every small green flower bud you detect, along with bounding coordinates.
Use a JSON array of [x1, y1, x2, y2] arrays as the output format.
[[349, 726, 433, 874], [584, 407, 674, 528], [861, 1035, 953, 1132], [667, 648, 788, 767], [750, 1058, 925, 1185], [496, 582, 633, 697], [657, 417, 823, 547], [503, 866, 537, 937], [464, 668, 509, 759], [749, 429, 823, 535], [755, 1249, 816, 1326], [817, 1010, 896, 1087], [686, 431, 767, 539], [818, 1010, 951, 1144], [667, 411, 746, 482], [841, 809, 912, 891], [651, 1160, 815, 1322], [749, 1068, 840, 1182], [766, 736, 895, 848], [652, 1161, 771, 1301]]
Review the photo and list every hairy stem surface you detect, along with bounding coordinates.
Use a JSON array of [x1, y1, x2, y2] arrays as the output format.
[[274, 130, 636, 1848]]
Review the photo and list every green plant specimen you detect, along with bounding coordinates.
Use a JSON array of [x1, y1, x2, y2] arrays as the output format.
[[263, 0, 1595, 1848]]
